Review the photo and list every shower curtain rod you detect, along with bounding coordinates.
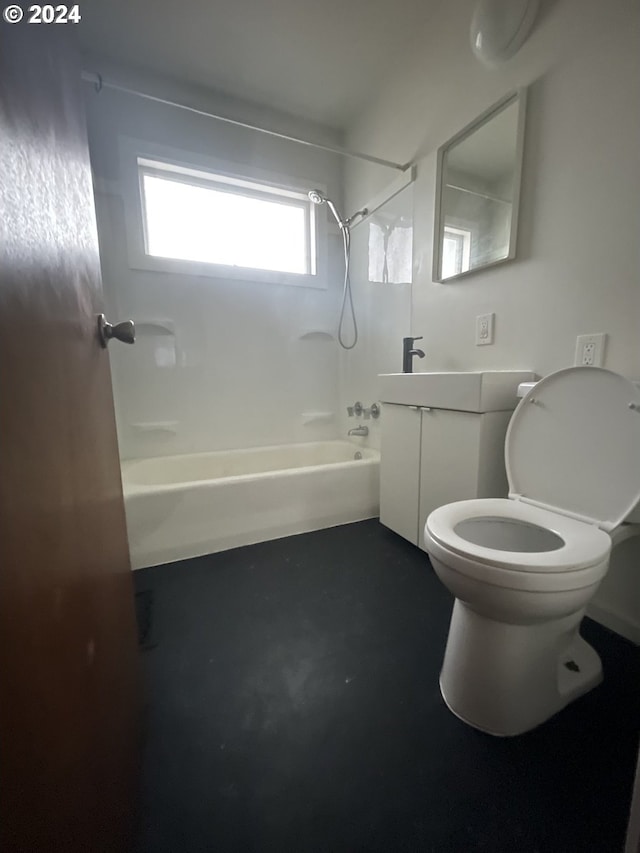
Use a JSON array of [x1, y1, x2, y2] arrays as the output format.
[[81, 71, 410, 173]]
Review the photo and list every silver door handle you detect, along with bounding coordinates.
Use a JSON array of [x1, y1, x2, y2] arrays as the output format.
[[97, 314, 135, 347]]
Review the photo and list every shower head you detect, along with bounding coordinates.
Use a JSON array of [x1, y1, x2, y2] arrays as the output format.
[[308, 189, 345, 228], [308, 189, 367, 229]]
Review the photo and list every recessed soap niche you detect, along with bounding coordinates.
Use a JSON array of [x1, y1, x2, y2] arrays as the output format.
[[136, 319, 177, 368], [131, 421, 179, 435], [297, 330, 335, 342]]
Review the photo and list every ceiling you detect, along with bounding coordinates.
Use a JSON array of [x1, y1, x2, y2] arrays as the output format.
[[79, 0, 434, 130]]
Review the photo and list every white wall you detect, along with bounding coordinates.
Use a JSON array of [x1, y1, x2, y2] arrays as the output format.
[[85, 62, 347, 459], [345, 0, 639, 375], [341, 0, 640, 640]]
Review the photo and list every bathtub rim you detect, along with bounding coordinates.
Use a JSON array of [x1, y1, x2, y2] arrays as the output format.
[[121, 440, 380, 497]]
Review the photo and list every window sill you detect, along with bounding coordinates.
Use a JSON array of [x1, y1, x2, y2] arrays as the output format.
[[131, 253, 327, 290]]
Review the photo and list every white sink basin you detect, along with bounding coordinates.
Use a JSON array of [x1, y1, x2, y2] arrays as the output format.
[[378, 371, 536, 412]]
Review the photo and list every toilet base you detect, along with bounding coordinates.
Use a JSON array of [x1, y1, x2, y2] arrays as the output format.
[[440, 600, 603, 736]]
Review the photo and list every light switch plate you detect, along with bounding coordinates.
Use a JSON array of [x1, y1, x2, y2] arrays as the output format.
[[476, 312, 495, 346]]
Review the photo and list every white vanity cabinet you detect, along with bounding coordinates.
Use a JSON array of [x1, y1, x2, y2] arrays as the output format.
[[378, 371, 534, 549], [380, 405, 511, 548], [379, 404, 423, 544]]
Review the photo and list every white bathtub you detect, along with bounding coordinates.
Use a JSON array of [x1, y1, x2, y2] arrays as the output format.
[[121, 440, 380, 569]]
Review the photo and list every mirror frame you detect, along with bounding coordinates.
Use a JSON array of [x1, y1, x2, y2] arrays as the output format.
[[432, 87, 527, 283]]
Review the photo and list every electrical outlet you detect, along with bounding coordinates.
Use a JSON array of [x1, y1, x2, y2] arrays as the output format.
[[574, 333, 607, 367], [476, 312, 495, 346]]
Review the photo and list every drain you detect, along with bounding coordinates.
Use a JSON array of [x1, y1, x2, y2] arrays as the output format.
[[354, 451, 363, 460], [564, 660, 580, 673]]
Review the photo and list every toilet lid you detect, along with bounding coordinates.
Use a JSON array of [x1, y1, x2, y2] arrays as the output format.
[[506, 367, 640, 532]]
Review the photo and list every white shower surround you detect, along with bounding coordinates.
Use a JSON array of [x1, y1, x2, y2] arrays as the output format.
[[122, 440, 380, 569]]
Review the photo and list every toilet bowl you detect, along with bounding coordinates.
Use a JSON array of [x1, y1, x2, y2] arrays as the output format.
[[423, 366, 640, 736]]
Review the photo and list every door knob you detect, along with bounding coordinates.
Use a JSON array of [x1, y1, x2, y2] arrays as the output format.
[[97, 314, 135, 348]]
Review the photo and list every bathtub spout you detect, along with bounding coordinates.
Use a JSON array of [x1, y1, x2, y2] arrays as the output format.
[[348, 425, 369, 437]]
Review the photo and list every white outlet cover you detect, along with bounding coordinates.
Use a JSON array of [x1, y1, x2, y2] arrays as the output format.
[[574, 333, 607, 367]]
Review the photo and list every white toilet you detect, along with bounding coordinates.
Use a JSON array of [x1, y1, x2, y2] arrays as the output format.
[[423, 366, 640, 736]]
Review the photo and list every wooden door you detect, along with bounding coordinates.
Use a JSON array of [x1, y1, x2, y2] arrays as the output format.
[[0, 23, 140, 852]]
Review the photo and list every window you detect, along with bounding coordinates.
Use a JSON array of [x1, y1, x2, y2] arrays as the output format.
[[137, 158, 317, 278], [442, 225, 471, 279]]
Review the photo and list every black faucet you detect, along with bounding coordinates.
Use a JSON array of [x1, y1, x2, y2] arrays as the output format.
[[402, 336, 425, 373]]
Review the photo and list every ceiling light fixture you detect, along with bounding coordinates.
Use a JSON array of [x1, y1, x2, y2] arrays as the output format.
[[470, 0, 539, 66]]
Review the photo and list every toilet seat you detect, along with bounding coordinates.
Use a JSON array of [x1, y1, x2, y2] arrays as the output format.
[[425, 498, 611, 592], [505, 367, 640, 531], [426, 498, 611, 572]]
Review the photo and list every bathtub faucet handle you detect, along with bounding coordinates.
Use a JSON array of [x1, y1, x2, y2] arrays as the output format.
[[361, 403, 381, 420]]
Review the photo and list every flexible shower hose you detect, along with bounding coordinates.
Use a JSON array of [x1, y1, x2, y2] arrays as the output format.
[[338, 223, 357, 350]]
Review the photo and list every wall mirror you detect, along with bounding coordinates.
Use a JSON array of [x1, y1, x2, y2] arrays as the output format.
[[433, 88, 527, 282]]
